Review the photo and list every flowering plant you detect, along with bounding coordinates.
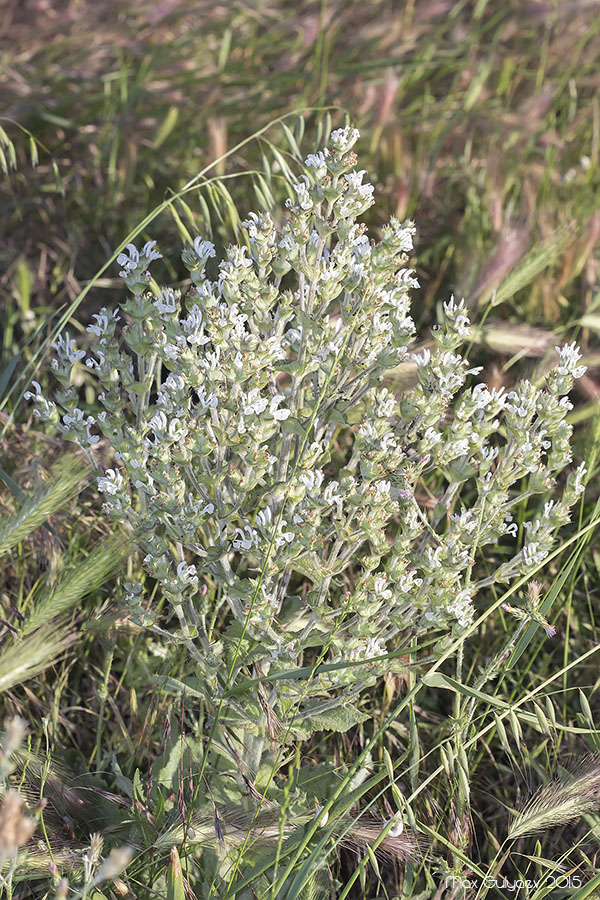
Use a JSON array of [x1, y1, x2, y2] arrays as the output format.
[[26, 126, 587, 882]]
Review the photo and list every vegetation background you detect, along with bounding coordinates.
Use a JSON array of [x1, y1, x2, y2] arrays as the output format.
[[2, 0, 600, 897]]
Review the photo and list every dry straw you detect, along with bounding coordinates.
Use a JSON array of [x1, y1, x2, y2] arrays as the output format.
[[0, 791, 37, 861]]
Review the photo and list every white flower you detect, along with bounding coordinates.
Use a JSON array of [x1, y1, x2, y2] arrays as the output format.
[[373, 575, 392, 600], [505, 390, 534, 418], [443, 295, 471, 336], [451, 509, 477, 533], [201, 347, 221, 372], [242, 388, 269, 416], [471, 383, 496, 410], [87, 308, 120, 336], [373, 480, 391, 503], [481, 445, 499, 462], [177, 561, 198, 586], [376, 387, 396, 418], [358, 423, 376, 442], [319, 260, 342, 285], [255, 507, 273, 529], [182, 305, 210, 346], [52, 332, 86, 364], [185, 494, 214, 517], [299, 470, 324, 492], [196, 387, 218, 413], [570, 461, 587, 494], [98, 468, 124, 495], [134, 474, 155, 494], [337, 174, 374, 216], [289, 176, 313, 211], [397, 570, 422, 593], [279, 233, 297, 253], [241, 212, 261, 242], [269, 394, 290, 421], [329, 126, 360, 153], [423, 427, 442, 446], [305, 150, 329, 176], [149, 410, 168, 435], [313, 805, 329, 827], [555, 342, 586, 378], [193, 237, 216, 260], [443, 296, 464, 316], [167, 418, 187, 441], [344, 169, 367, 190], [85, 349, 105, 370], [142, 240, 162, 262], [232, 526, 258, 551], [117, 240, 161, 272], [365, 637, 386, 657], [224, 246, 252, 271], [380, 432, 397, 453], [322, 481, 341, 505], [352, 231, 370, 256], [372, 313, 392, 335], [382, 217, 415, 253], [345, 636, 387, 662], [454, 314, 471, 336], [23, 380, 42, 401], [116, 243, 141, 271], [523, 542, 548, 568], [163, 341, 183, 361], [62, 408, 100, 445], [448, 438, 469, 458], [163, 374, 186, 393], [412, 348, 431, 367], [154, 288, 179, 315], [449, 589, 473, 628]]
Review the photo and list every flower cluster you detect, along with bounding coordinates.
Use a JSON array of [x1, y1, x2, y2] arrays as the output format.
[[27, 126, 586, 710]]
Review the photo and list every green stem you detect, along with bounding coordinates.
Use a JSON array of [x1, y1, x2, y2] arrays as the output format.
[[94, 639, 115, 772]]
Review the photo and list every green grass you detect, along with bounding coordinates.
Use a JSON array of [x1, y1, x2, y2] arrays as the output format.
[[1, 1, 600, 897]]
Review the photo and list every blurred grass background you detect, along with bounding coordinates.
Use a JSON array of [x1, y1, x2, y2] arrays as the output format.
[[2, 0, 600, 410]]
